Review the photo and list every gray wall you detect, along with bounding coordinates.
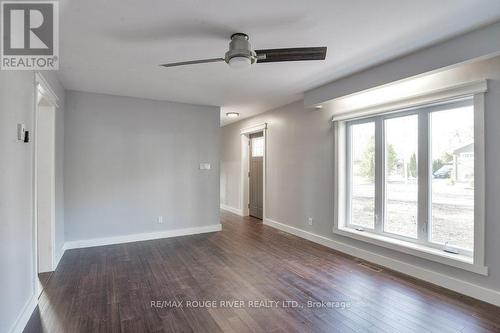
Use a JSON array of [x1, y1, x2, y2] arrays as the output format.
[[221, 56, 500, 295], [0, 71, 65, 333], [64, 91, 220, 241], [0, 71, 36, 333]]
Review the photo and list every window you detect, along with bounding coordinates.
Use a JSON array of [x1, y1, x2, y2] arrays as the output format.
[[384, 114, 418, 239], [336, 94, 485, 271], [429, 106, 474, 251], [348, 122, 375, 229], [251, 136, 264, 157]]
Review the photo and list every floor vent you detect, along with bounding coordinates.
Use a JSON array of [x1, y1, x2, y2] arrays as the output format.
[[358, 261, 383, 272]]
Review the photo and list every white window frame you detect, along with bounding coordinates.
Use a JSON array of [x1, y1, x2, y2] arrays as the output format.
[[333, 80, 487, 275]]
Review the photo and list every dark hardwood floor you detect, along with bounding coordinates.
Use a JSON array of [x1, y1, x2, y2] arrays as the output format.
[[25, 211, 500, 333]]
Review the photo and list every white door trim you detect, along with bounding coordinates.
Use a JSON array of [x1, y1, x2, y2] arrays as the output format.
[[240, 123, 267, 219], [240, 123, 267, 135], [32, 72, 58, 297]]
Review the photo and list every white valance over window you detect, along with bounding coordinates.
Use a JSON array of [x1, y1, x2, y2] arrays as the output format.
[[331, 80, 487, 122]]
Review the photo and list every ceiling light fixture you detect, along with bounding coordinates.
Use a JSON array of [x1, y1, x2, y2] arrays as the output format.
[[314, 105, 323, 109], [228, 56, 251, 69], [226, 112, 240, 118]]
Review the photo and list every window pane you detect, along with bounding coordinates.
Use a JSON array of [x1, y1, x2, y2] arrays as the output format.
[[350, 122, 375, 229], [252, 137, 264, 157], [430, 105, 474, 251], [384, 115, 418, 238]]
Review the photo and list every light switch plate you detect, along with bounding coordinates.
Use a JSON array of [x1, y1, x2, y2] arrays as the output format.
[[199, 163, 211, 170], [17, 123, 25, 141]]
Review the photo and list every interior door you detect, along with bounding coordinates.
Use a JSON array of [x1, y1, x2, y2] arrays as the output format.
[[249, 132, 264, 219]]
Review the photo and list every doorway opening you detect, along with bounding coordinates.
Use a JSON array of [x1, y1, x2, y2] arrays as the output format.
[[240, 123, 267, 221], [249, 132, 264, 219], [34, 75, 58, 297]]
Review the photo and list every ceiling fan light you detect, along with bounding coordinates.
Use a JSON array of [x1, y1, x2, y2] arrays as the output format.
[[226, 112, 240, 118], [228, 56, 251, 69]]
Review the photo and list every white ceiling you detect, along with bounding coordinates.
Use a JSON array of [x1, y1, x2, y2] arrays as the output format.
[[58, 0, 500, 126]]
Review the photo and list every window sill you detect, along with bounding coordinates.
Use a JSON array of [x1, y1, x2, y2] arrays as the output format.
[[334, 226, 488, 275]]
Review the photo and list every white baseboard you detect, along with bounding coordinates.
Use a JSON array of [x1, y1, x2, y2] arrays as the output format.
[[8, 295, 37, 333], [64, 224, 222, 250], [220, 204, 243, 216], [53, 244, 67, 271], [264, 217, 500, 307]]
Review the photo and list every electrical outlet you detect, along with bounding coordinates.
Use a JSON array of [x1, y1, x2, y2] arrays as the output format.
[[307, 217, 313, 226], [157, 216, 163, 224], [199, 163, 211, 170]]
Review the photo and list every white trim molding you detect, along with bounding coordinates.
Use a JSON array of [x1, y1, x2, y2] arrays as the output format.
[[32, 73, 59, 300], [220, 204, 244, 216], [331, 80, 487, 121], [64, 224, 222, 250], [240, 122, 267, 135], [263, 217, 500, 307], [35, 72, 59, 108], [53, 243, 67, 270], [473, 93, 486, 268], [8, 295, 37, 333], [334, 227, 487, 275]]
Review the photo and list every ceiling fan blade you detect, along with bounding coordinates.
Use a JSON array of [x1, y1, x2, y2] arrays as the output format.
[[255, 47, 327, 63], [160, 57, 225, 68]]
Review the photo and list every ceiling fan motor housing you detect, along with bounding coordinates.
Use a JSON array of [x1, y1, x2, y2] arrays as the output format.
[[225, 33, 257, 64]]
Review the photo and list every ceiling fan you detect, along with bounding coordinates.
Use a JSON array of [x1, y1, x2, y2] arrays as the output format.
[[160, 33, 327, 69]]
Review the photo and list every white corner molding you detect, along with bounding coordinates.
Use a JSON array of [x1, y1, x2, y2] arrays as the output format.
[[35, 72, 59, 108], [8, 295, 37, 333], [263, 218, 500, 307], [240, 123, 267, 135], [53, 243, 68, 271], [53, 248, 63, 270], [220, 204, 244, 216], [64, 224, 222, 250], [331, 79, 487, 121]]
